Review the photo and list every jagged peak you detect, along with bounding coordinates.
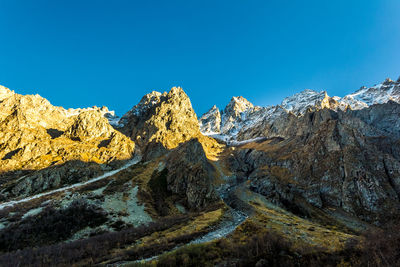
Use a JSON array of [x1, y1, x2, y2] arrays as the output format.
[[199, 105, 222, 135], [0, 85, 14, 101], [204, 105, 220, 115], [121, 87, 192, 122], [281, 89, 329, 114], [383, 77, 394, 85], [120, 91, 165, 121], [168, 86, 186, 97], [64, 110, 114, 139], [228, 96, 253, 106], [338, 78, 400, 110], [224, 96, 253, 115]]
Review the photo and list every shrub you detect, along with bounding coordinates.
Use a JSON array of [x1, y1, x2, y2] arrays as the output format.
[[0, 200, 107, 252], [0, 215, 189, 266]]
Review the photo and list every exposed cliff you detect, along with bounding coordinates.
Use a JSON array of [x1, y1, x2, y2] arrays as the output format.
[[0, 86, 135, 199], [119, 87, 222, 160]]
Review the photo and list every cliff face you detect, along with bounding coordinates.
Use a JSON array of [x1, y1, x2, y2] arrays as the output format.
[[0, 86, 135, 199], [165, 138, 218, 209], [199, 105, 221, 134], [119, 87, 221, 160], [229, 103, 400, 224]]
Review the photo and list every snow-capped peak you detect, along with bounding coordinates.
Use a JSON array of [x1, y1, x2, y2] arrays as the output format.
[[337, 78, 400, 110], [280, 89, 335, 114], [223, 96, 254, 117], [199, 105, 221, 134], [199, 76, 400, 143]]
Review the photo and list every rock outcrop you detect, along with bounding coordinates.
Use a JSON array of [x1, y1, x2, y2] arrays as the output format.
[[199, 105, 221, 134], [281, 89, 339, 115], [120, 87, 221, 160], [200, 78, 400, 142], [0, 85, 135, 199], [165, 138, 218, 209], [229, 103, 400, 225]]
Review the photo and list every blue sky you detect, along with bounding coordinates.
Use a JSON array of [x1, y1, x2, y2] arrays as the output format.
[[0, 0, 399, 116]]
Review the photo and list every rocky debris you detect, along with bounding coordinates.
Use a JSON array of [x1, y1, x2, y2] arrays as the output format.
[[120, 87, 220, 160], [165, 138, 218, 209]]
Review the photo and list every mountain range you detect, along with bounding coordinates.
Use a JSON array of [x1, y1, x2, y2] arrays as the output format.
[[0, 76, 399, 266]]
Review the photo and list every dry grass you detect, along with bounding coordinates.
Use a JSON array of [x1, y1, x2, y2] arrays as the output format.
[[246, 200, 356, 252], [135, 208, 224, 248]]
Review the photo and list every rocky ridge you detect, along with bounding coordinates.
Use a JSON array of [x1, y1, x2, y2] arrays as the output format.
[[0, 85, 135, 199], [0, 78, 400, 265], [119, 87, 221, 160], [200, 77, 400, 141]]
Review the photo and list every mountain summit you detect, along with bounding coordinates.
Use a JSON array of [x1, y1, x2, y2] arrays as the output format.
[[119, 87, 219, 159]]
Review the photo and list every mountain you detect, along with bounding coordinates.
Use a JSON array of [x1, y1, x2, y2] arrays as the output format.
[[337, 78, 400, 110], [0, 78, 400, 266], [200, 77, 400, 141], [0, 86, 135, 201], [198, 105, 221, 134], [117, 87, 221, 160]]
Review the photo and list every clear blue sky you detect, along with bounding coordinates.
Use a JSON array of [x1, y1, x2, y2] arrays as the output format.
[[0, 0, 399, 116]]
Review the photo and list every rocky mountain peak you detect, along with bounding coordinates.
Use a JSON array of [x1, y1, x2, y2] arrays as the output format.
[[167, 86, 186, 97], [134, 91, 164, 115], [64, 110, 115, 140], [0, 84, 135, 179], [383, 77, 394, 85], [224, 96, 254, 117], [0, 88, 69, 130], [337, 78, 400, 109], [280, 89, 338, 115], [120, 87, 219, 160], [0, 85, 14, 101], [199, 105, 221, 134]]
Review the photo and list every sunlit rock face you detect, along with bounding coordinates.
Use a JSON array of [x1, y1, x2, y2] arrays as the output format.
[[119, 87, 220, 160], [0, 85, 135, 198]]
